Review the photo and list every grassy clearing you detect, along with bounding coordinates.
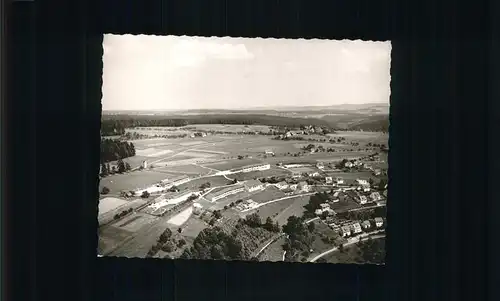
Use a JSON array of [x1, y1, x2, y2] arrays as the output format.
[[249, 187, 287, 204], [272, 195, 311, 225], [99, 170, 178, 192], [309, 221, 344, 256], [259, 236, 287, 262]]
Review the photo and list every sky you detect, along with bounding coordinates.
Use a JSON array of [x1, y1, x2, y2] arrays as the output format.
[[102, 35, 391, 111]]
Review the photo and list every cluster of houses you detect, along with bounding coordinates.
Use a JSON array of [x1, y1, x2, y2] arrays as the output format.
[[190, 132, 207, 138], [273, 180, 310, 193], [339, 217, 385, 237]]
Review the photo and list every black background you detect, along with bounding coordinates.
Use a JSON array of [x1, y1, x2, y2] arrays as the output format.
[[5, 0, 498, 300]]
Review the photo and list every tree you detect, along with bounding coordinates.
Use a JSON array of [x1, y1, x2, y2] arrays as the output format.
[[316, 257, 327, 263], [141, 191, 150, 198], [307, 222, 315, 232], [177, 227, 182, 233], [101, 186, 110, 195], [338, 244, 344, 253], [161, 241, 176, 253], [378, 179, 387, 191], [117, 159, 126, 173], [158, 228, 173, 243], [245, 213, 262, 228], [213, 210, 222, 220], [263, 217, 274, 231], [125, 162, 131, 171], [368, 178, 375, 187], [177, 239, 186, 248]]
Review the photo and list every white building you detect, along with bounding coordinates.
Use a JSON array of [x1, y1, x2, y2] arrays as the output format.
[[265, 150, 275, 156], [341, 225, 351, 237], [359, 195, 368, 205], [356, 179, 369, 186], [308, 171, 320, 177], [316, 162, 325, 169], [320, 203, 330, 210], [275, 181, 289, 190], [370, 192, 382, 202], [325, 177, 333, 184], [240, 163, 271, 173], [336, 177, 344, 185], [245, 180, 264, 192], [298, 181, 310, 192], [162, 175, 190, 187], [289, 183, 298, 190], [375, 217, 384, 228], [209, 186, 245, 202], [331, 198, 340, 203], [362, 220, 371, 229], [345, 161, 354, 168], [351, 223, 362, 234], [315, 209, 323, 216], [142, 160, 148, 169]]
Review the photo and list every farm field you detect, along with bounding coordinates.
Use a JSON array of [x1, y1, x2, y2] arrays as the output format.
[[106, 218, 174, 258], [328, 131, 388, 143], [176, 175, 233, 191], [114, 212, 159, 232], [232, 167, 291, 181], [272, 195, 311, 225], [98, 225, 135, 255], [153, 164, 213, 176], [175, 215, 209, 238], [247, 186, 287, 204], [180, 124, 272, 133], [167, 206, 194, 226], [98, 198, 149, 226], [200, 158, 263, 171], [98, 197, 130, 215], [99, 170, 177, 193]]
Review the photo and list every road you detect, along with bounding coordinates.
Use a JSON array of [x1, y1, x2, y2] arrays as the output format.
[[309, 232, 385, 262]]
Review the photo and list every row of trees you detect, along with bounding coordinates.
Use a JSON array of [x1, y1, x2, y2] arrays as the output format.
[[100, 139, 136, 163], [100, 159, 131, 176]]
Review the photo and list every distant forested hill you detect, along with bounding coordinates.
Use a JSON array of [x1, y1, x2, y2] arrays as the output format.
[[101, 114, 334, 134], [347, 117, 389, 132]]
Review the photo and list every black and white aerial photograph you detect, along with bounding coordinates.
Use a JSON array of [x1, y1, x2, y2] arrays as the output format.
[[98, 35, 390, 264]]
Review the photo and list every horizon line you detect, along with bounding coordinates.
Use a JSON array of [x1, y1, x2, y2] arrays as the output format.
[[102, 102, 389, 112]]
